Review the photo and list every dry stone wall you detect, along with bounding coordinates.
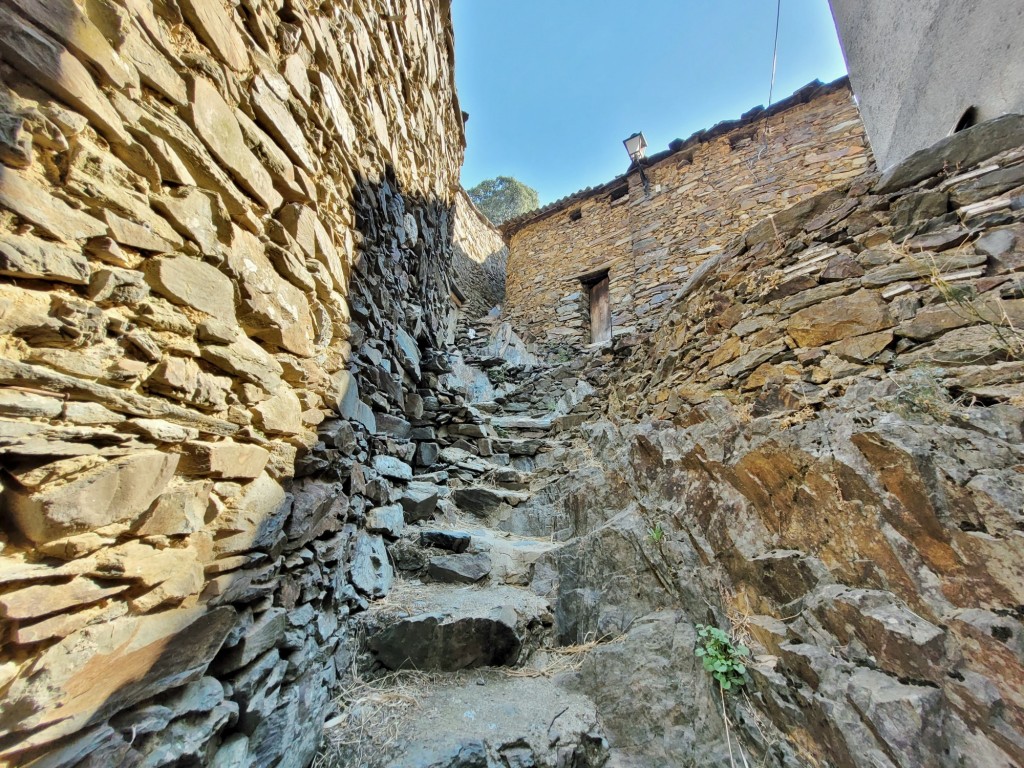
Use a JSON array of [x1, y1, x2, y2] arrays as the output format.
[[533, 116, 1024, 766], [503, 79, 871, 347], [0, 0, 464, 766], [452, 190, 507, 317]]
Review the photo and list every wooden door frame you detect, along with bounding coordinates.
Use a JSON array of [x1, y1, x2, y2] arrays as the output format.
[[582, 269, 612, 345]]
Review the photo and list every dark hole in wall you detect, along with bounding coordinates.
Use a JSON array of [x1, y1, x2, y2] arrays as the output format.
[[608, 186, 628, 203], [569, 209, 582, 222], [953, 106, 979, 133]]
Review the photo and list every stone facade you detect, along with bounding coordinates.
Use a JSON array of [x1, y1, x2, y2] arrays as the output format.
[[452, 190, 507, 317], [0, 1, 465, 766], [502, 78, 872, 348]]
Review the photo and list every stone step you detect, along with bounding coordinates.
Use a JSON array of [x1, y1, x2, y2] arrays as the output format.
[[361, 581, 552, 672], [489, 414, 554, 432], [417, 522, 560, 586], [321, 670, 609, 768], [452, 485, 531, 516], [490, 436, 553, 457]]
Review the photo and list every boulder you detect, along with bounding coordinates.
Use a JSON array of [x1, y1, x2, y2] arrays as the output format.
[[366, 585, 544, 671]]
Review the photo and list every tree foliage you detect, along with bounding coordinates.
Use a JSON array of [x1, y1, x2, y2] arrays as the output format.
[[466, 176, 539, 226]]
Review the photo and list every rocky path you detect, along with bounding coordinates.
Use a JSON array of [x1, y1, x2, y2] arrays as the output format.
[[318, 324, 615, 767]]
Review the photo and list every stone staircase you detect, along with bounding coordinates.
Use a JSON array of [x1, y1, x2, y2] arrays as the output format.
[[318, 321, 614, 767]]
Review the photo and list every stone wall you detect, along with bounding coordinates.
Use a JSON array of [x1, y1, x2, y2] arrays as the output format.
[[452, 189, 507, 317], [0, 0, 464, 766], [502, 79, 872, 347], [537, 116, 1024, 765]]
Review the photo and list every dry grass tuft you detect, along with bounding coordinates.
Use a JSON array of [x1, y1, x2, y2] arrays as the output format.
[[506, 633, 622, 679], [314, 670, 447, 768]]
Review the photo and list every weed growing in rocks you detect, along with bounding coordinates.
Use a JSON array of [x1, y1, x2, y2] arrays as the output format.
[[694, 624, 750, 692], [907, 247, 1024, 360], [888, 367, 958, 420], [646, 523, 665, 544], [487, 366, 509, 385]]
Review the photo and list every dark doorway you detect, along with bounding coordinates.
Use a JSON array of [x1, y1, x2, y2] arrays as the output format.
[[588, 274, 611, 344]]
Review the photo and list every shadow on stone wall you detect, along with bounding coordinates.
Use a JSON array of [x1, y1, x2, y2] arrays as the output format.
[[0, 169, 460, 768]]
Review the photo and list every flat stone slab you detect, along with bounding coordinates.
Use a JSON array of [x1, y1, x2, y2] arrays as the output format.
[[322, 671, 609, 768], [420, 530, 472, 553], [453, 487, 531, 516], [426, 553, 492, 584], [490, 415, 554, 431], [364, 582, 551, 672]]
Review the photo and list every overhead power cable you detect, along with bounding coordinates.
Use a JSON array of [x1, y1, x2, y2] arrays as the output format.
[[754, 0, 783, 168]]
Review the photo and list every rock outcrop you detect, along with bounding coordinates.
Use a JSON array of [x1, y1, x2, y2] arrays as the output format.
[[512, 118, 1024, 766]]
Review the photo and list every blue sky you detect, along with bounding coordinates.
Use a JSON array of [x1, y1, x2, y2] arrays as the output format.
[[453, 0, 849, 205]]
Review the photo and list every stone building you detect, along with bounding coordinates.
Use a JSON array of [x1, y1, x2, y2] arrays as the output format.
[[501, 77, 872, 348]]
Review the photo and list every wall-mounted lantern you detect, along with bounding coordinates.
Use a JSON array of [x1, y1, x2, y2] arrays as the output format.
[[622, 132, 650, 196], [623, 132, 648, 163]]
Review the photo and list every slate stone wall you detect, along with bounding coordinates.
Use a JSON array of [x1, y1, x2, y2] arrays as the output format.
[[452, 190, 507, 317], [566, 117, 1024, 766], [502, 79, 872, 348], [0, 0, 464, 765]]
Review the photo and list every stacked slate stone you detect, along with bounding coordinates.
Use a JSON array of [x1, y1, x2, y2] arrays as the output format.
[[514, 116, 1024, 766], [0, 0, 473, 766]]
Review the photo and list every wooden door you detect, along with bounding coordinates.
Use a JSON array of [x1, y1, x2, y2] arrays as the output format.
[[589, 276, 611, 344]]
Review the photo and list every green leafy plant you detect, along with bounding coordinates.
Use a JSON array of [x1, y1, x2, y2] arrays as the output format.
[[487, 366, 508, 385], [646, 523, 665, 543], [695, 624, 750, 691]]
